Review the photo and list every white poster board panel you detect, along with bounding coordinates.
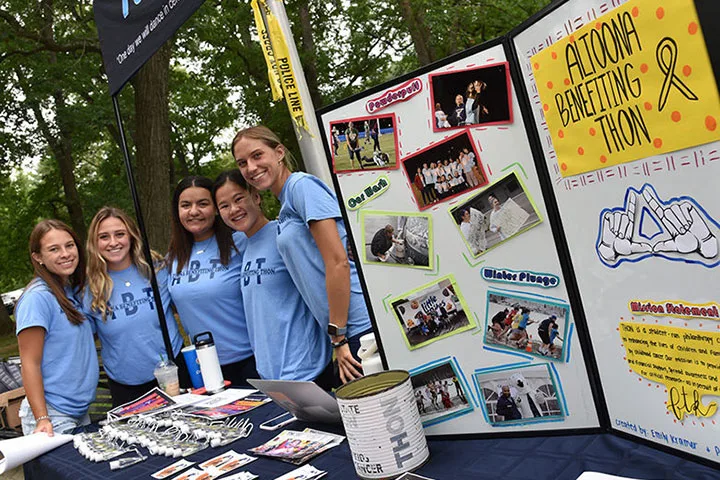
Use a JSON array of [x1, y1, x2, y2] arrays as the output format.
[[320, 43, 599, 435], [512, 0, 720, 464]]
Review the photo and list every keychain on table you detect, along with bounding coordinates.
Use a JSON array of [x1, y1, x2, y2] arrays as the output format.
[[109, 448, 147, 470]]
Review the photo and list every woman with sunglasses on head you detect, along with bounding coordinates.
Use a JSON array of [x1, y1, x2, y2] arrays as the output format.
[[167, 176, 257, 387], [212, 170, 333, 389], [16, 220, 99, 436], [231, 126, 373, 385], [84, 207, 186, 407]]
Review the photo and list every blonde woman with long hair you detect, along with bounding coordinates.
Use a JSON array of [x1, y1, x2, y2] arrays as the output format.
[[85, 207, 184, 407], [16, 220, 98, 435]]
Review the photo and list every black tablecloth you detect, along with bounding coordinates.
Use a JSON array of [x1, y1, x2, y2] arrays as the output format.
[[24, 402, 719, 479]]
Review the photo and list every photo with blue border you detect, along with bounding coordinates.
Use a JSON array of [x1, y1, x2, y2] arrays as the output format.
[[473, 363, 566, 427], [409, 357, 474, 428], [482, 288, 570, 362]]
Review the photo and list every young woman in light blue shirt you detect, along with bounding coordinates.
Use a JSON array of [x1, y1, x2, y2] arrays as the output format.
[[84, 207, 185, 407], [16, 220, 98, 436], [167, 176, 257, 386], [213, 170, 333, 389], [231, 126, 373, 385]]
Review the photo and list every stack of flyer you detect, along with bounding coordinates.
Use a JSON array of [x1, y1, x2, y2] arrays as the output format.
[[151, 451, 258, 480], [248, 429, 344, 465]]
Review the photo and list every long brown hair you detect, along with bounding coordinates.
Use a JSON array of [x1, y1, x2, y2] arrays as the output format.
[[86, 206, 161, 321], [25, 219, 86, 325], [167, 176, 235, 274]]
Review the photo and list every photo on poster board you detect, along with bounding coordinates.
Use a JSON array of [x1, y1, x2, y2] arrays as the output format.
[[483, 289, 569, 361], [429, 62, 513, 132], [409, 358, 473, 427], [449, 171, 542, 256], [329, 114, 399, 173], [474, 363, 565, 426], [360, 210, 433, 269], [401, 130, 487, 210], [389, 274, 476, 350]]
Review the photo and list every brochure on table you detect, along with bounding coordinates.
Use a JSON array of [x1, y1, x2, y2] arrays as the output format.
[[316, 0, 720, 466]]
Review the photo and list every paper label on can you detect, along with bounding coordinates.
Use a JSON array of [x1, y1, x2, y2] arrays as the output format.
[[339, 379, 429, 478]]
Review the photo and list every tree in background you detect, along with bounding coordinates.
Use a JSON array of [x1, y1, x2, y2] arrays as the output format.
[[0, 0, 551, 293]]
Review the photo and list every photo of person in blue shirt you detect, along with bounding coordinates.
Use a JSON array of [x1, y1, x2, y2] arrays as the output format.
[[213, 170, 333, 389], [167, 176, 258, 387], [84, 206, 186, 407], [16, 220, 98, 436], [231, 126, 374, 385]]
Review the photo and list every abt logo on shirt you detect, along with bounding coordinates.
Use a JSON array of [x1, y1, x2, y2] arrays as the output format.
[[242, 258, 276, 286], [170, 259, 228, 286], [108, 287, 154, 320]]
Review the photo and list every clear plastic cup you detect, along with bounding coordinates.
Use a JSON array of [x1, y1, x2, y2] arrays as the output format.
[[154, 357, 180, 396]]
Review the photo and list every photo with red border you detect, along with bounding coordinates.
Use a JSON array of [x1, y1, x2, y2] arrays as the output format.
[[429, 62, 513, 133], [401, 129, 488, 211], [329, 113, 400, 173]]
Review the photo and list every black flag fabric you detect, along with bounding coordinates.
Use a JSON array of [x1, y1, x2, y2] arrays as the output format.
[[94, 0, 205, 95]]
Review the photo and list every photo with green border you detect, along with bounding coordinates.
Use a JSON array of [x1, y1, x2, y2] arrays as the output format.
[[360, 210, 433, 270], [389, 274, 476, 350], [448, 171, 543, 257]]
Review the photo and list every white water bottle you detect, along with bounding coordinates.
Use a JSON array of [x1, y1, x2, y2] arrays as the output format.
[[357, 333, 383, 375], [193, 331, 225, 394]]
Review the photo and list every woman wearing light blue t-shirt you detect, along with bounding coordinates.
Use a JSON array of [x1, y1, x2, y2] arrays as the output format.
[[231, 126, 374, 385], [167, 176, 258, 387], [16, 220, 99, 436], [213, 170, 333, 389], [84, 207, 186, 407]]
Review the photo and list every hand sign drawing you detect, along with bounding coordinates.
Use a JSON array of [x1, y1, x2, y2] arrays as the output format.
[[642, 189, 718, 259], [597, 191, 652, 262], [596, 184, 720, 268]]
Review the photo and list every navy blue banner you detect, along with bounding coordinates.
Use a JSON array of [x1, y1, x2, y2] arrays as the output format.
[[94, 0, 205, 95]]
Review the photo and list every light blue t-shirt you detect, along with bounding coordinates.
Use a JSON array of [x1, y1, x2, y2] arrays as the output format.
[[15, 279, 99, 417], [84, 265, 183, 386], [241, 221, 330, 381], [167, 234, 253, 365], [276, 172, 372, 338]]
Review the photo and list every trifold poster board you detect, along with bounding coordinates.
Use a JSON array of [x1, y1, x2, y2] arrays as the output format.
[[510, 0, 720, 466], [316, 0, 720, 467]]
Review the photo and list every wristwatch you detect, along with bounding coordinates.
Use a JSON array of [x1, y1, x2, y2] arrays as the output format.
[[328, 323, 347, 336], [332, 338, 349, 349]]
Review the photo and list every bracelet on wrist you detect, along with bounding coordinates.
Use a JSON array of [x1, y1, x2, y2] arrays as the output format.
[[35, 415, 51, 423], [332, 337, 349, 349]]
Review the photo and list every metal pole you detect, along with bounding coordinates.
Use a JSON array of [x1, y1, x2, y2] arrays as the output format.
[[265, 0, 332, 186], [111, 95, 175, 362]]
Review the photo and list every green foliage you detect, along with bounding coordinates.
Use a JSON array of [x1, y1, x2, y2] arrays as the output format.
[[0, 0, 550, 290]]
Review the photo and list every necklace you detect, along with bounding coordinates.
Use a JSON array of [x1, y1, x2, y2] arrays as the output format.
[[195, 237, 214, 255]]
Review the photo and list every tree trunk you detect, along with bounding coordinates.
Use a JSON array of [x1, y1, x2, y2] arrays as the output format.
[[30, 0, 87, 243], [396, 0, 436, 65], [297, 2, 323, 108], [132, 41, 173, 252]]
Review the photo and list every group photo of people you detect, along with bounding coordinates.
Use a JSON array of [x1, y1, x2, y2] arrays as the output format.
[[402, 131, 487, 209], [475, 365, 565, 425], [410, 360, 473, 427], [390, 275, 475, 350], [450, 171, 542, 256], [360, 211, 432, 269], [429, 63, 513, 131], [14, 126, 375, 437], [483, 291, 569, 361], [329, 114, 399, 172]]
